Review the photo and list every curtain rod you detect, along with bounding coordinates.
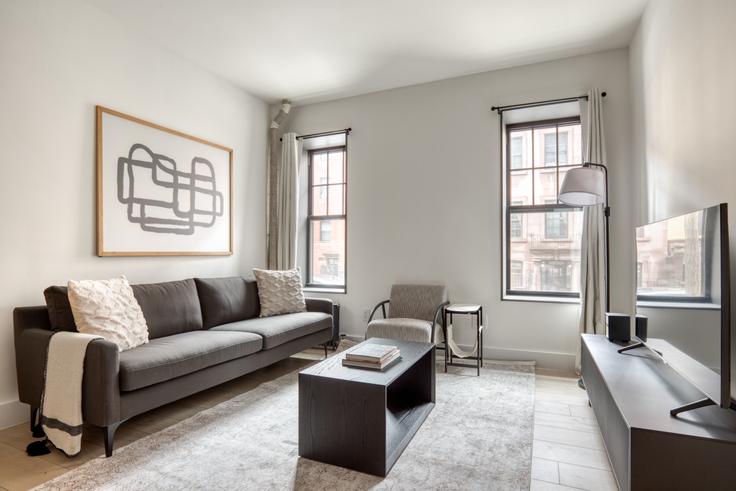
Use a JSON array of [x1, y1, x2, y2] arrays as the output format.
[[491, 92, 607, 113], [297, 128, 351, 140], [280, 128, 351, 142]]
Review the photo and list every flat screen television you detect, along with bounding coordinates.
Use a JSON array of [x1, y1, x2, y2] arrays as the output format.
[[632, 203, 732, 415]]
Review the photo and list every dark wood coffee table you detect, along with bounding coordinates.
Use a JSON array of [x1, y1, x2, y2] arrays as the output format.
[[298, 337, 435, 477]]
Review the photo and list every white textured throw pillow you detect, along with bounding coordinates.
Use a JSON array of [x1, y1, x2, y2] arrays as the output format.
[[67, 275, 149, 352], [253, 268, 307, 317]]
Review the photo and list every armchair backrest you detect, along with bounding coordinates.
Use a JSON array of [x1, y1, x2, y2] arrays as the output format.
[[388, 284, 447, 322]]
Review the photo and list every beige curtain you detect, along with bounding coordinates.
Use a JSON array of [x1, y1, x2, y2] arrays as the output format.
[[274, 133, 300, 269], [575, 88, 607, 373], [266, 100, 292, 269]]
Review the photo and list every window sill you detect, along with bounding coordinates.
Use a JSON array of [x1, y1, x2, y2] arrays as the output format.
[[502, 294, 579, 304], [638, 300, 719, 310], [304, 286, 346, 295]]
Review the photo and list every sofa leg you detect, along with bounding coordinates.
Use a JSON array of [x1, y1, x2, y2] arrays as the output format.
[[103, 423, 121, 457], [323, 344, 328, 359], [30, 406, 39, 433]]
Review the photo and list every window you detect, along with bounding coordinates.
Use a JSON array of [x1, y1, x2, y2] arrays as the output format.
[[510, 200, 524, 239], [320, 254, 339, 277], [540, 261, 573, 291], [505, 117, 583, 298], [558, 131, 569, 164], [511, 260, 524, 289], [545, 212, 568, 239], [544, 133, 556, 166], [544, 199, 568, 239], [307, 146, 346, 289], [510, 136, 523, 169], [319, 221, 331, 242]]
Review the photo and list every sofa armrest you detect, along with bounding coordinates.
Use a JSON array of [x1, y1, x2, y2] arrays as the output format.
[[13, 326, 54, 408], [305, 297, 333, 316], [13, 308, 121, 426], [14, 306, 55, 407], [82, 338, 121, 426]]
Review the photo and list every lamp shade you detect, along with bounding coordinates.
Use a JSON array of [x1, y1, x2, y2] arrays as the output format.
[[559, 166, 606, 206]]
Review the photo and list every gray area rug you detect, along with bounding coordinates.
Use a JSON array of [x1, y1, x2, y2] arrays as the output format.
[[36, 360, 535, 490]]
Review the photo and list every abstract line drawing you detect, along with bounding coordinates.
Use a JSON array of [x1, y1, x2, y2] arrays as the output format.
[[117, 143, 224, 235]]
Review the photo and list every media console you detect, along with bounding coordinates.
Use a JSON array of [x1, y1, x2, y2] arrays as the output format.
[[581, 334, 736, 490]]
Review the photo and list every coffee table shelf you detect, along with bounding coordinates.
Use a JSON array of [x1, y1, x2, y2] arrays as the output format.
[[299, 338, 435, 477]]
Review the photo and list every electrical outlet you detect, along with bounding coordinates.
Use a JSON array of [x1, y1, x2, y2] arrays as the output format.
[[362, 309, 371, 323]]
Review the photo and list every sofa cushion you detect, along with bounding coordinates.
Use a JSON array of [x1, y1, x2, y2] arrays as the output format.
[[43, 286, 77, 332], [252, 268, 307, 317], [195, 277, 260, 329], [67, 275, 149, 352], [366, 318, 434, 343], [132, 279, 203, 339], [210, 312, 331, 350], [119, 330, 262, 391]]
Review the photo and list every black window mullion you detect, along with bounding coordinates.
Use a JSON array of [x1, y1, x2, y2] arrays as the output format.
[[531, 128, 536, 204], [555, 123, 560, 204], [325, 151, 330, 215]]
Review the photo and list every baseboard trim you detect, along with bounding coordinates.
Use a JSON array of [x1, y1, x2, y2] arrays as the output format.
[[462, 344, 575, 373], [342, 334, 575, 372], [0, 399, 28, 430]]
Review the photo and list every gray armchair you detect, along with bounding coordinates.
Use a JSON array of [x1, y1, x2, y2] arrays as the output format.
[[365, 284, 448, 343]]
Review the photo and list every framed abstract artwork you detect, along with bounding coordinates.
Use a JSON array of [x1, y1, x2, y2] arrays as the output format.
[[96, 106, 232, 256]]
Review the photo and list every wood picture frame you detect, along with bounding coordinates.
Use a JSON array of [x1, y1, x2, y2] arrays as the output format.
[[96, 106, 233, 256]]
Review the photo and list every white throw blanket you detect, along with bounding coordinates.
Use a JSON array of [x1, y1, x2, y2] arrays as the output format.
[[40, 331, 101, 456]]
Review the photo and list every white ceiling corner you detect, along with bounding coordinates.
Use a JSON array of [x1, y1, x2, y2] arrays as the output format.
[[88, 0, 648, 105]]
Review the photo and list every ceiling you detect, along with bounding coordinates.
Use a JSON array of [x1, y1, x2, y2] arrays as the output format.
[[89, 0, 648, 105]]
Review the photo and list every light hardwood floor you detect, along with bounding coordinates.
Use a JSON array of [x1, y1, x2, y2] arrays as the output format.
[[0, 356, 615, 491], [531, 371, 618, 491]]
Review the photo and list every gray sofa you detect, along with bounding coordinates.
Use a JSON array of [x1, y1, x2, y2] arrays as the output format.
[[13, 276, 333, 456]]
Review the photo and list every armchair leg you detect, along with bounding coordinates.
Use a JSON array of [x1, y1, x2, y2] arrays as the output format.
[[103, 422, 121, 457]]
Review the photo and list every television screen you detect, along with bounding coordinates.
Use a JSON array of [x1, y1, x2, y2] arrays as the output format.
[[635, 203, 730, 407]]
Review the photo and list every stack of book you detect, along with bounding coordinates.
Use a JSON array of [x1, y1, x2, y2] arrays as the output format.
[[342, 344, 401, 370]]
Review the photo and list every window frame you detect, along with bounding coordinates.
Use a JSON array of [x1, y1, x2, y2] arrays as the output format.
[[306, 145, 347, 291], [504, 116, 582, 300]]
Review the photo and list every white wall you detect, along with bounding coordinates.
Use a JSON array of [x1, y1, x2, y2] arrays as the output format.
[[0, 0, 268, 427], [628, 0, 736, 399], [629, 0, 736, 223], [287, 49, 635, 372]]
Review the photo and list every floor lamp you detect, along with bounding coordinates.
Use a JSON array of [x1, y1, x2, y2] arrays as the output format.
[[559, 162, 610, 390]]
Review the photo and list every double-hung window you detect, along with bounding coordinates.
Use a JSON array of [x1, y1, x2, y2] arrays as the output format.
[[306, 146, 346, 289], [504, 117, 583, 299]]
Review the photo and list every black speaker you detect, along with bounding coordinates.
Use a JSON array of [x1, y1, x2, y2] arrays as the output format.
[[635, 314, 648, 342], [606, 313, 630, 343]]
